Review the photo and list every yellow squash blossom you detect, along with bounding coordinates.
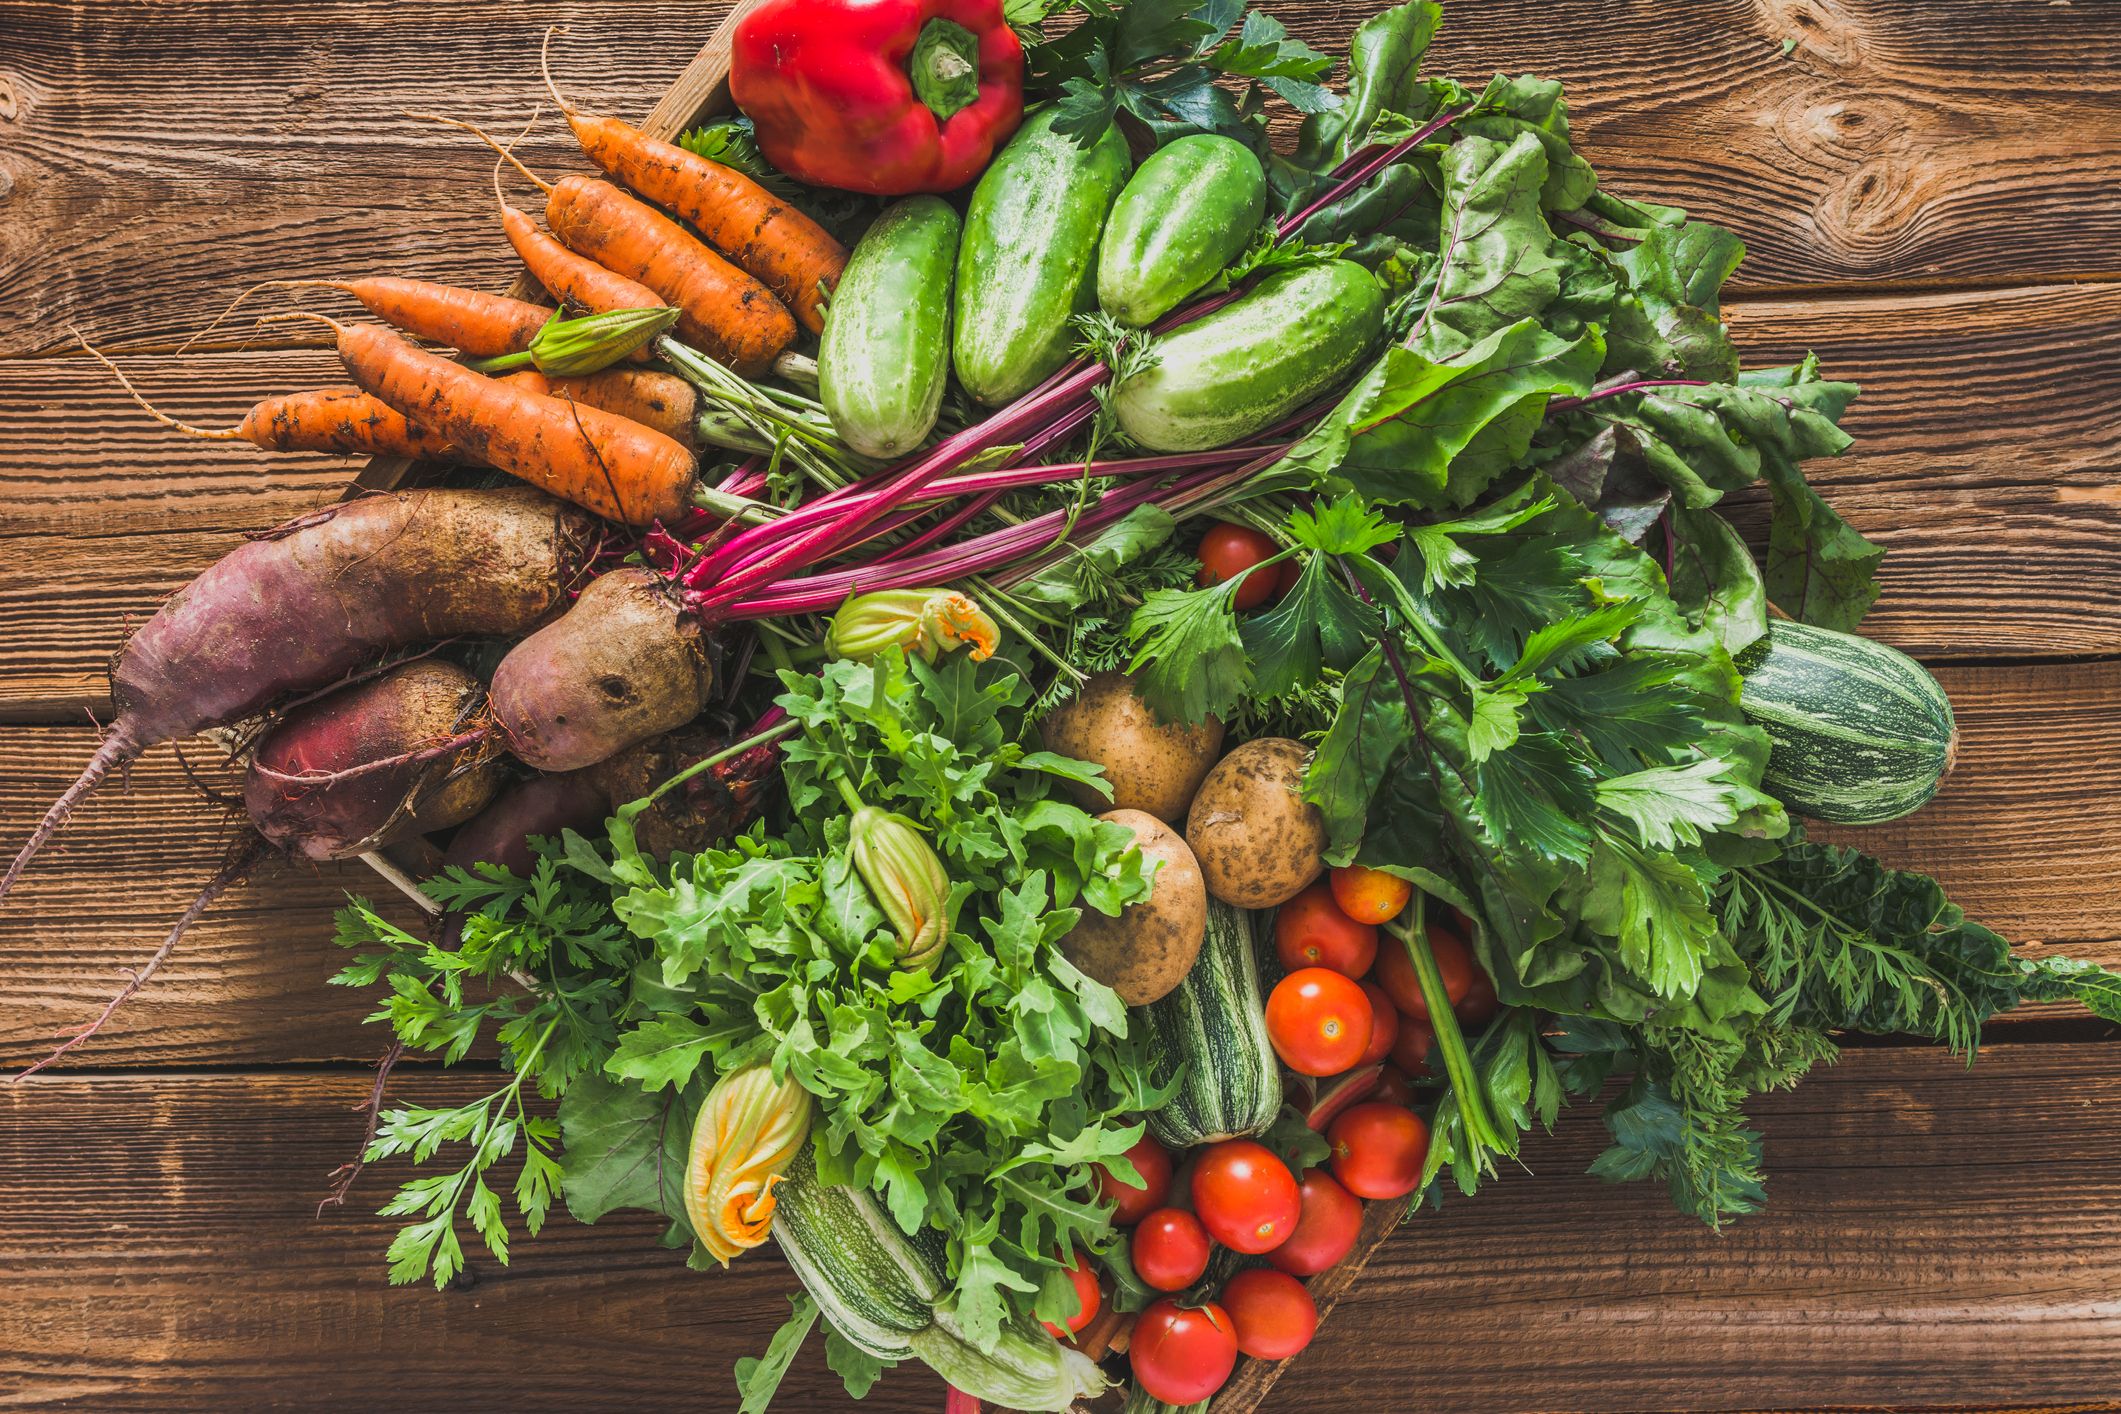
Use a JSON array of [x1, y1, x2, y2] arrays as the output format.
[[683, 1064, 813, 1265]]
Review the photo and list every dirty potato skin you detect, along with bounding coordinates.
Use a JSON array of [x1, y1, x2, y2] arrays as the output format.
[[1038, 672, 1225, 823], [490, 567, 714, 773], [1186, 737, 1329, 908], [1061, 808, 1209, 1006]]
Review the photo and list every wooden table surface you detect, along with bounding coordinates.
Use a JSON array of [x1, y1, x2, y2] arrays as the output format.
[[3, 1, 2119, 1409]]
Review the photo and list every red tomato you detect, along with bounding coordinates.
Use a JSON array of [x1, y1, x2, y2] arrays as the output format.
[[1356, 980, 1398, 1066], [1195, 523, 1280, 610], [1191, 1139, 1301, 1254], [1095, 1133, 1172, 1226], [1456, 967, 1499, 1026], [1267, 1168, 1364, 1277], [1374, 1065, 1419, 1106], [1131, 1300, 1239, 1405], [1266, 968, 1374, 1077], [1042, 1249, 1103, 1337], [1131, 1208, 1212, 1291], [1274, 882, 1378, 977], [1220, 1267, 1318, 1359], [1389, 1016, 1435, 1077], [1328, 1102, 1431, 1200], [1371, 922, 1473, 1021], [1329, 864, 1413, 925]]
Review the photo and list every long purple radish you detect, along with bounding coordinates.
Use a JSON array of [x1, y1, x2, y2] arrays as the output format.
[[245, 660, 502, 860], [2, 486, 598, 903], [489, 566, 714, 773]]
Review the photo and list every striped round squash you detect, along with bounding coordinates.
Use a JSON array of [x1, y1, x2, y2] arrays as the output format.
[[1736, 621, 1957, 825]]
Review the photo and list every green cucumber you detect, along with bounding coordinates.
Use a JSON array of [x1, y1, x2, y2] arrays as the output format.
[[1141, 899, 1281, 1149], [1111, 259, 1385, 452], [1737, 621, 1957, 825], [1098, 134, 1267, 326], [954, 110, 1132, 406], [819, 196, 960, 459]]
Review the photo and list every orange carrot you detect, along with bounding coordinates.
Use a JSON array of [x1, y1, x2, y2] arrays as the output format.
[[279, 277, 553, 357], [423, 113, 797, 378], [282, 314, 697, 527], [543, 31, 845, 334], [80, 337, 465, 462], [546, 368, 699, 446]]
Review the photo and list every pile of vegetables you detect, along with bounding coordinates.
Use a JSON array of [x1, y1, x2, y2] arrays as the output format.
[[11, 0, 2121, 1409]]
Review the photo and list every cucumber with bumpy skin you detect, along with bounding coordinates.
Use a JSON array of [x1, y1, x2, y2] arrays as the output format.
[[1099, 134, 1268, 326], [1111, 260, 1386, 452], [819, 196, 959, 459], [954, 110, 1132, 406]]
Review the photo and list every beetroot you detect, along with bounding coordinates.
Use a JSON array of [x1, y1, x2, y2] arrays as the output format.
[[442, 770, 608, 879], [2, 487, 597, 903]]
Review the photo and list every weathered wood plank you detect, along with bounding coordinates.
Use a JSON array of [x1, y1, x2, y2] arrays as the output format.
[[3, 0, 2119, 359], [5, 1043, 2120, 1410], [5, 284, 2116, 720], [3, 657, 2113, 1068]]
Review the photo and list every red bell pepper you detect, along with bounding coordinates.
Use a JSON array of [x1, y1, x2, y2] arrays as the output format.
[[730, 0, 1025, 196]]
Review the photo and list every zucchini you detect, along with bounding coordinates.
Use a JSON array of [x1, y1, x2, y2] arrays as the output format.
[[1142, 899, 1281, 1149], [954, 110, 1132, 405], [771, 1142, 946, 1359], [1736, 620, 1957, 825], [819, 196, 960, 459], [1098, 134, 1267, 326], [1111, 259, 1385, 452]]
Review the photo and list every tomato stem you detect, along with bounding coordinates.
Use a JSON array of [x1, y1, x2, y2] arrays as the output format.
[[1385, 898, 1507, 1161]]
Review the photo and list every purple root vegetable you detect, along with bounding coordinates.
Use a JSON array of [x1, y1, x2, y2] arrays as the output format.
[[244, 660, 504, 860], [586, 720, 782, 859], [489, 566, 714, 773], [441, 769, 608, 879], [2, 486, 599, 904]]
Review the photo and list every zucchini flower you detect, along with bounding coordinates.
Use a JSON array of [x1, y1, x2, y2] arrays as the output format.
[[848, 804, 954, 969], [683, 1063, 813, 1266], [469, 304, 680, 376], [824, 588, 1000, 664]]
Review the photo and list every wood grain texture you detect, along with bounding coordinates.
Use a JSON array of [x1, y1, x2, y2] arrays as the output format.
[[4, 0, 2120, 358], [6, 1043, 2121, 1411], [3, 656, 2113, 1069], [5, 283, 2116, 722]]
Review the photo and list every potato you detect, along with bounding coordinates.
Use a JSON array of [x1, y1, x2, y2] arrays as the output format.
[[1060, 808, 1208, 1005], [1039, 672, 1225, 823], [1186, 737, 1328, 908]]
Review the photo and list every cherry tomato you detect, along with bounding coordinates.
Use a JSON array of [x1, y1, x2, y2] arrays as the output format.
[[1356, 980, 1398, 1066], [1456, 967, 1499, 1026], [1329, 864, 1413, 925], [1191, 1139, 1301, 1254], [1371, 922, 1473, 1021], [1195, 523, 1280, 610], [1374, 1064, 1420, 1106], [1132, 1207, 1212, 1291], [1267, 1168, 1364, 1277], [1220, 1267, 1318, 1359], [1389, 1017, 1435, 1077], [1095, 1133, 1173, 1226], [1266, 967, 1374, 1077], [1131, 1300, 1240, 1405], [1328, 1102, 1431, 1200], [1041, 1249, 1103, 1337], [1274, 881, 1378, 977]]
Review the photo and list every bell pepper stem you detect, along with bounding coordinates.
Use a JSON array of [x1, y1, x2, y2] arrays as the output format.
[[1385, 899, 1507, 1160], [910, 18, 982, 121]]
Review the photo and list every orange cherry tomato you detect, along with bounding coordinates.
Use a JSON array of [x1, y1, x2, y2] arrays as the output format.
[[1195, 522, 1280, 610], [1274, 881, 1378, 977], [1266, 968, 1374, 1077], [1329, 864, 1413, 925], [1371, 922, 1473, 1021]]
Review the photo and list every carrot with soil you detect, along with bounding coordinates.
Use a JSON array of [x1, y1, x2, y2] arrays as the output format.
[[422, 112, 797, 376], [540, 29, 845, 333], [0, 486, 598, 905]]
